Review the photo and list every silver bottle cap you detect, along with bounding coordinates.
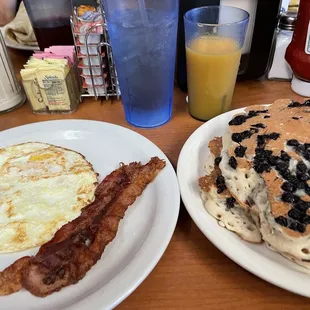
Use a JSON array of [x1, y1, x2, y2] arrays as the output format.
[[278, 11, 297, 31]]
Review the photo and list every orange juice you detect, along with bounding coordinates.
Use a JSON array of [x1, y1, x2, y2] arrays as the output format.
[[186, 36, 242, 120]]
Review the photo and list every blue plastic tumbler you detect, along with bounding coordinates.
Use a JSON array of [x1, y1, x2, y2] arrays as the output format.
[[102, 0, 179, 128]]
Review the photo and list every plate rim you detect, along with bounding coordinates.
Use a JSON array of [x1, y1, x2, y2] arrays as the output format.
[[0, 119, 180, 309], [177, 106, 310, 298]]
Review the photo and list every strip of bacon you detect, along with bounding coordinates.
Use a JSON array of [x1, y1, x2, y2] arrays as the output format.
[[21, 157, 165, 297], [0, 257, 31, 295], [0, 163, 130, 296]]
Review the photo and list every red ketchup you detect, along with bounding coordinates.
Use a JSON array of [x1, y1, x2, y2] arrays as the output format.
[[285, 0, 310, 96]]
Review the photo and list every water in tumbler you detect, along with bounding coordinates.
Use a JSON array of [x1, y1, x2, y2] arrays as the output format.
[[107, 9, 178, 127]]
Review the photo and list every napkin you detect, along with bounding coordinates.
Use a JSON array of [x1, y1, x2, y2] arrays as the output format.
[[4, 2, 38, 47]]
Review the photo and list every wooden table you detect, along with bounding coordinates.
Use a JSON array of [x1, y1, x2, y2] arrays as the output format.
[[4, 49, 310, 309]]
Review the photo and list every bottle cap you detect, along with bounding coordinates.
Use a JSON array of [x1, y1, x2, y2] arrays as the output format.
[[291, 75, 310, 97], [279, 11, 297, 31]]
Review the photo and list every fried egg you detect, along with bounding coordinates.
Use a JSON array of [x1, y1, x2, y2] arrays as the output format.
[[0, 142, 98, 253]]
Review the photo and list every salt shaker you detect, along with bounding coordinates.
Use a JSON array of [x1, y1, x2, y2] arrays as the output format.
[[268, 11, 297, 81], [0, 31, 26, 113]]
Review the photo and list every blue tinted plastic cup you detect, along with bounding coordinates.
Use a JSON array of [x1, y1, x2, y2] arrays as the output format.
[[102, 0, 179, 128]]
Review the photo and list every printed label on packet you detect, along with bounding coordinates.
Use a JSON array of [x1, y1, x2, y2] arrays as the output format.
[[305, 21, 310, 55]]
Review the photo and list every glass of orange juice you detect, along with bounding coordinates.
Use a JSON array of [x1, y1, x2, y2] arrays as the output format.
[[184, 6, 249, 121]]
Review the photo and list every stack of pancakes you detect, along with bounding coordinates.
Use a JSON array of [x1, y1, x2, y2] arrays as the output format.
[[199, 99, 310, 268]]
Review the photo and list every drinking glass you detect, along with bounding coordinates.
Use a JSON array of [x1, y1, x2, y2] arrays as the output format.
[[23, 0, 73, 50], [184, 6, 249, 121], [103, 0, 179, 128]]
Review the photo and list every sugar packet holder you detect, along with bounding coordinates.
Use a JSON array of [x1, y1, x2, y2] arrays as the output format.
[[22, 64, 80, 114]]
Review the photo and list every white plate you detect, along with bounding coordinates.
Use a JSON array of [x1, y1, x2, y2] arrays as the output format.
[[0, 120, 180, 309], [177, 107, 310, 298]]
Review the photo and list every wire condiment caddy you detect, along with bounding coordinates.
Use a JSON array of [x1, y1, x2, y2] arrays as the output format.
[[70, 3, 120, 101]]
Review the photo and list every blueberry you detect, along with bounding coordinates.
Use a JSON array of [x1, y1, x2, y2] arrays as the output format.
[[255, 148, 272, 157], [303, 149, 310, 158], [216, 176, 227, 193], [214, 157, 222, 166], [294, 201, 310, 212], [232, 133, 243, 143], [216, 175, 225, 186], [251, 123, 266, 129], [279, 169, 291, 180], [264, 115, 271, 119], [250, 127, 259, 134], [305, 186, 310, 196], [257, 135, 266, 147], [288, 101, 302, 107], [287, 139, 300, 147], [295, 181, 306, 189], [297, 172, 309, 182], [296, 144, 306, 153], [281, 151, 291, 161], [229, 115, 247, 126], [288, 221, 306, 233], [247, 110, 258, 117], [275, 160, 289, 172], [301, 214, 310, 225], [254, 162, 271, 173], [292, 117, 299, 120], [217, 186, 226, 194], [262, 150, 271, 156], [228, 156, 238, 169], [226, 197, 236, 209], [268, 155, 279, 166], [286, 174, 305, 189], [275, 216, 288, 227], [269, 133, 280, 140], [234, 145, 247, 158], [217, 187, 225, 194], [303, 152, 310, 161], [282, 192, 300, 203], [243, 131, 253, 139], [257, 133, 280, 147], [286, 174, 297, 184], [297, 161, 307, 172], [288, 208, 304, 222], [281, 182, 296, 193]]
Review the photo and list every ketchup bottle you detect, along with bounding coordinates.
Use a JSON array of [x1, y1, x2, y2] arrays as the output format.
[[285, 0, 310, 96]]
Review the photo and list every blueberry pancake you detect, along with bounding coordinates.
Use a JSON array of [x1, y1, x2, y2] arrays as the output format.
[[219, 99, 310, 264], [199, 137, 262, 243]]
